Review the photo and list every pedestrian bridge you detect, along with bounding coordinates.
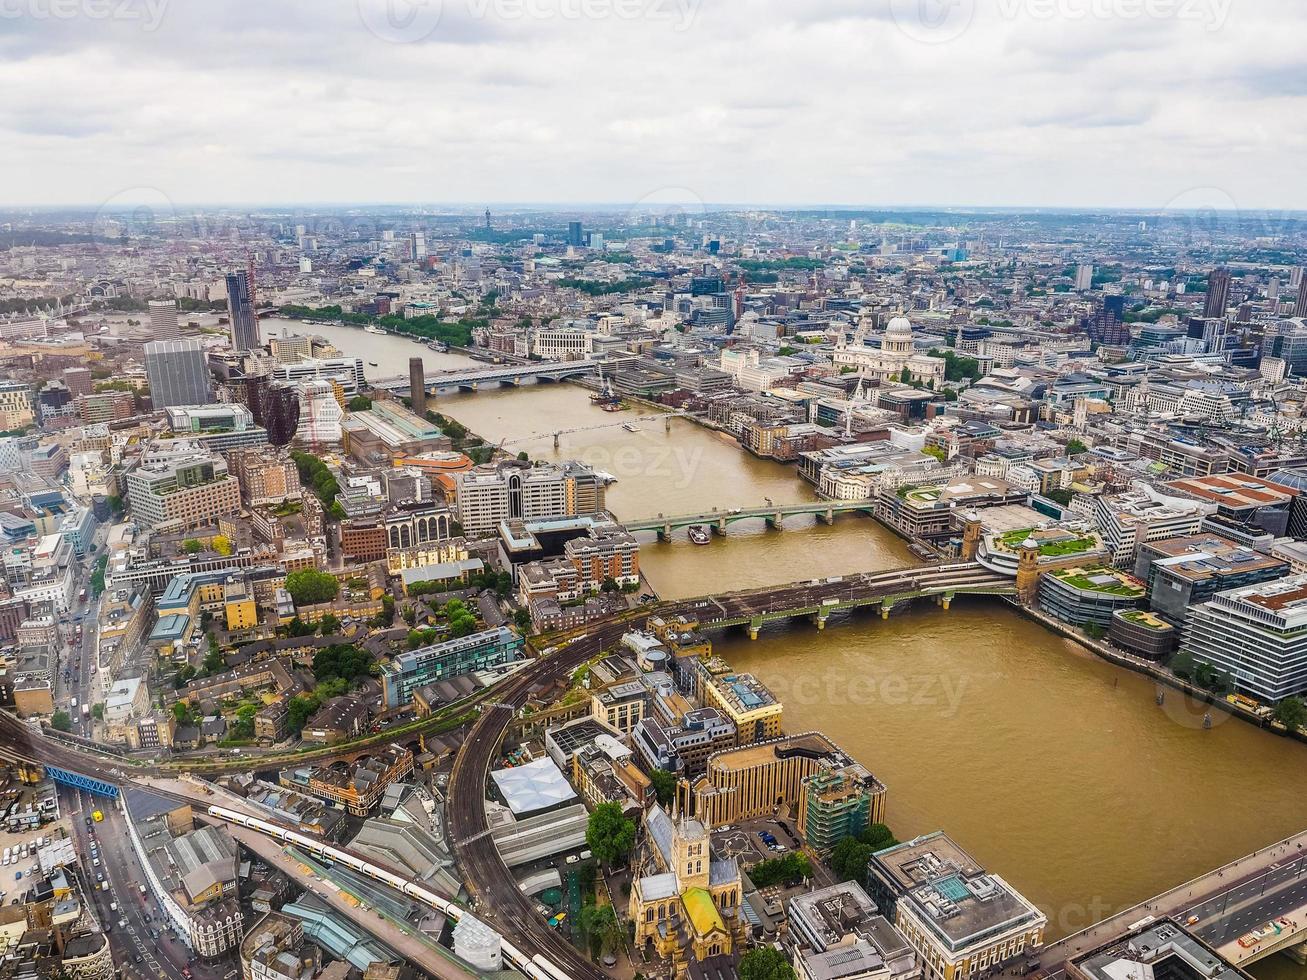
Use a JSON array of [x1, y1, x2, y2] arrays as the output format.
[[625, 500, 879, 539], [371, 359, 595, 395]]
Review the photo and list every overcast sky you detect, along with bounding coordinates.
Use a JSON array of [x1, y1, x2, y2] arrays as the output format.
[[2, 0, 1304, 210]]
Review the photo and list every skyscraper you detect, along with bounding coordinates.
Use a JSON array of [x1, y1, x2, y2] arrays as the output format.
[[1296, 274, 1307, 319], [225, 271, 260, 352], [144, 339, 212, 408], [409, 357, 427, 418], [148, 298, 180, 340], [1204, 267, 1231, 319], [567, 221, 583, 247], [1075, 264, 1094, 291]]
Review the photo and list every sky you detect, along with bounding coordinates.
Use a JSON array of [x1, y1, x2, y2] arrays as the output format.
[[2, 0, 1305, 210]]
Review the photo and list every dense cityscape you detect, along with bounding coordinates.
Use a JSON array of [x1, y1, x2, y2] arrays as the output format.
[[0, 200, 1306, 980], [5, 1, 1307, 980]]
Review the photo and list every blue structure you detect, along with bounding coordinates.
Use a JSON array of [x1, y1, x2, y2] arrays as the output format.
[[46, 766, 120, 798]]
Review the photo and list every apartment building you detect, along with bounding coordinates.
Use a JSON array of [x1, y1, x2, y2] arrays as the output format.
[[124, 443, 242, 531]]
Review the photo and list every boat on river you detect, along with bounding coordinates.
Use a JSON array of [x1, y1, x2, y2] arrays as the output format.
[[688, 525, 711, 545]]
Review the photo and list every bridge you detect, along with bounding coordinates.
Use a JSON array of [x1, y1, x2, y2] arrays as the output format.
[[996, 829, 1307, 979], [687, 561, 1016, 638], [500, 410, 700, 450], [370, 359, 595, 395], [624, 499, 881, 539], [45, 764, 120, 798]]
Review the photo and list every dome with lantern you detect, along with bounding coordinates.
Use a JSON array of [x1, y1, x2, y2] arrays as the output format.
[[882, 315, 915, 354]]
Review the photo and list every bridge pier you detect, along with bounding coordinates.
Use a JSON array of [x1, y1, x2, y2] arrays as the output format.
[[715, 518, 728, 536], [816, 507, 835, 525], [659, 524, 672, 542], [665, 416, 672, 433], [553, 432, 561, 450], [748, 617, 762, 640], [763, 511, 784, 530], [937, 591, 954, 611], [881, 598, 895, 620], [1284, 941, 1307, 966], [812, 611, 828, 630]]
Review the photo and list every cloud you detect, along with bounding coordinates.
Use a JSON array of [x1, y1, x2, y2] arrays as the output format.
[[0, 0, 1303, 207]]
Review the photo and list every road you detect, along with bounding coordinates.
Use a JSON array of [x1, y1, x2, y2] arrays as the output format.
[[998, 830, 1307, 978], [61, 784, 230, 980]]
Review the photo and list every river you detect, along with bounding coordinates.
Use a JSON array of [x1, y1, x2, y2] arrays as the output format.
[[311, 327, 1307, 968]]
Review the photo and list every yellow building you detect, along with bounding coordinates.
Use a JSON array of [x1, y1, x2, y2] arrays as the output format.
[[629, 805, 744, 976], [222, 578, 258, 631], [696, 663, 782, 745], [685, 732, 864, 830]]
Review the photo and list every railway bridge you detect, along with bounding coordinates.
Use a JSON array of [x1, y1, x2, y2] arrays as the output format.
[[370, 359, 594, 395], [624, 499, 880, 539]]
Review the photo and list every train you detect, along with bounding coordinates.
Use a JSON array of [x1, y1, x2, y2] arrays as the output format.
[[206, 805, 572, 980]]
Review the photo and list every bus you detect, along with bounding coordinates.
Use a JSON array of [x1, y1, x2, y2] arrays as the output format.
[[81, 705, 90, 720]]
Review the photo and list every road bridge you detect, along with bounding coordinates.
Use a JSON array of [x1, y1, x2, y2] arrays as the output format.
[[624, 499, 881, 539], [996, 830, 1307, 979], [370, 359, 594, 395]]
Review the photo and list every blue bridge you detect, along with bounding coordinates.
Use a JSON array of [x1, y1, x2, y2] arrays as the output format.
[[46, 765, 120, 799]]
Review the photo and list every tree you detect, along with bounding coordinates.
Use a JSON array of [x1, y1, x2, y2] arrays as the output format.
[[211, 534, 233, 556], [182, 538, 202, 554], [202, 634, 226, 675], [172, 701, 194, 727], [580, 903, 620, 959], [1169, 650, 1195, 681], [517, 451, 529, 462], [859, 822, 898, 851], [347, 395, 373, 412], [649, 769, 677, 808], [287, 693, 323, 735], [1065, 438, 1088, 456], [313, 644, 372, 683], [1274, 696, 1307, 733], [319, 614, 340, 636], [513, 608, 533, 632], [830, 837, 873, 883], [585, 802, 636, 867], [921, 444, 947, 463], [91, 703, 105, 721], [51, 710, 72, 732], [285, 569, 339, 606], [444, 598, 478, 638], [739, 947, 796, 980]]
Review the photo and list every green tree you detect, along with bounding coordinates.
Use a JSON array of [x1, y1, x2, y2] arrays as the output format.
[[1065, 438, 1088, 456], [649, 769, 677, 808], [739, 947, 797, 980], [285, 569, 339, 606], [319, 613, 340, 635], [748, 852, 812, 887], [921, 444, 947, 463], [347, 395, 373, 412], [312, 644, 372, 683], [580, 903, 620, 959], [585, 802, 636, 866], [1274, 696, 1307, 733], [51, 710, 73, 732], [172, 701, 194, 726], [287, 693, 323, 735], [91, 703, 105, 721], [182, 538, 203, 554], [202, 635, 226, 675], [1169, 650, 1195, 680], [444, 598, 478, 638], [513, 608, 533, 632], [829, 837, 873, 883], [859, 822, 898, 851]]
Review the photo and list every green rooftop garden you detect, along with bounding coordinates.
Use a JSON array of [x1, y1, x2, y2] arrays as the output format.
[[1118, 609, 1173, 630], [1052, 567, 1145, 597], [998, 528, 1099, 557]]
